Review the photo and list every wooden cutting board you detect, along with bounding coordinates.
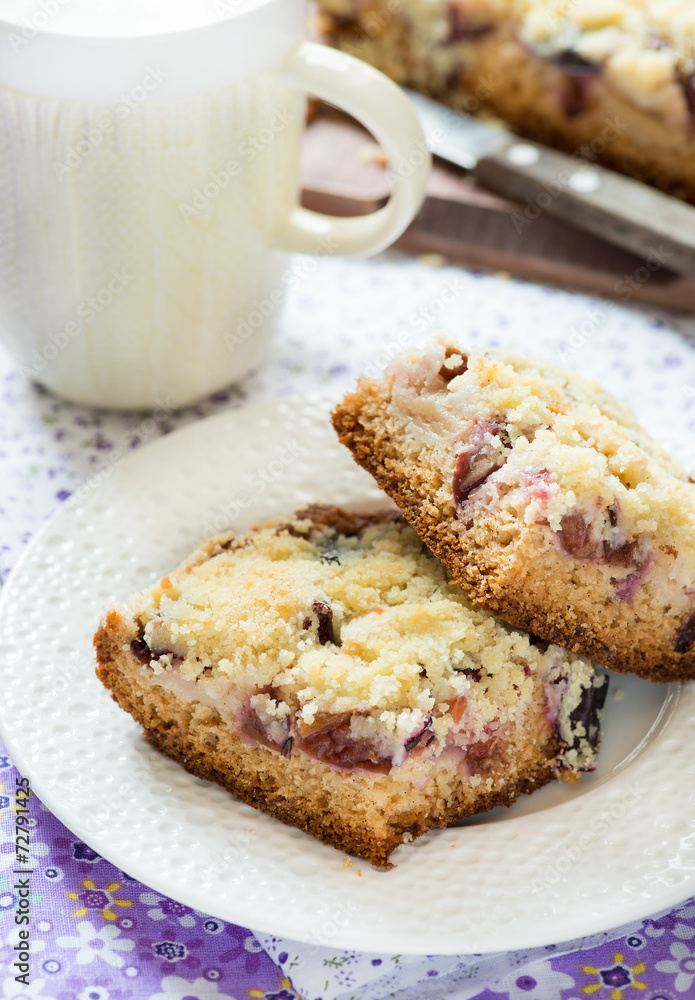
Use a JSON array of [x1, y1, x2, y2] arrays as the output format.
[[300, 114, 695, 312]]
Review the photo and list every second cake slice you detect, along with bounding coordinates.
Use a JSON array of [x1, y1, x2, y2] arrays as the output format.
[[332, 338, 695, 682], [94, 504, 603, 867]]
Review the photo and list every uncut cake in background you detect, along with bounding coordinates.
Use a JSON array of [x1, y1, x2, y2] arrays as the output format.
[[95, 504, 606, 868], [315, 0, 695, 202]]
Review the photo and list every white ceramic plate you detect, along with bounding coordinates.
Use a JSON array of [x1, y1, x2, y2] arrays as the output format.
[[1, 392, 694, 955]]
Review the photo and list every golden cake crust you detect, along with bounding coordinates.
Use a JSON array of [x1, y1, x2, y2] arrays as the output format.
[[95, 607, 560, 868], [93, 504, 600, 867], [331, 344, 695, 682]]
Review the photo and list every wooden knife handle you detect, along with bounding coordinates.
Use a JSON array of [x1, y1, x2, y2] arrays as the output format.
[[476, 141, 695, 277]]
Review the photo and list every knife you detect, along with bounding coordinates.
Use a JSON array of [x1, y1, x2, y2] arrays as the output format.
[[404, 88, 695, 277]]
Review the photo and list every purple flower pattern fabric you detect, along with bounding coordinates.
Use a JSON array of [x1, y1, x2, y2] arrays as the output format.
[[0, 733, 297, 999], [2, 253, 695, 999]]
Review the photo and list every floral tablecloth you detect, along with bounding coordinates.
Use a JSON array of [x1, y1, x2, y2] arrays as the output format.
[[2, 250, 695, 1000]]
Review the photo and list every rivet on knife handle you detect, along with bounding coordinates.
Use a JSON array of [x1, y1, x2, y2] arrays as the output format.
[[476, 142, 695, 276]]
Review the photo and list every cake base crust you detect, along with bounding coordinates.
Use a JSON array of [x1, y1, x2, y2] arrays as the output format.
[[332, 386, 695, 684], [95, 609, 560, 868]]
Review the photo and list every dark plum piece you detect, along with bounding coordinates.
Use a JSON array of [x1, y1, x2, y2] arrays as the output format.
[[302, 602, 336, 645], [465, 734, 498, 765], [453, 419, 509, 506], [240, 685, 292, 755], [240, 689, 291, 755], [404, 718, 435, 753], [439, 347, 469, 384], [561, 75, 594, 117], [404, 731, 430, 752], [603, 538, 638, 568], [130, 636, 183, 668], [646, 32, 667, 50], [603, 503, 640, 569], [611, 562, 647, 604], [449, 10, 493, 42], [453, 449, 501, 505], [298, 714, 392, 774], [558, 512, 597, 559], [240, 711, 275, 750], [151, 647, 184, 666], [453, 665, 482, 683], [241, 709, 290, 754], [318, 535, 341, 565], [675, 611, 695, 654], [551, 49, 600, 76], [313, 602, 335, 645], [681, 73, 695, 126], [404, 732, 421, 752], [534, 46, 600, 116], [528, 634, 549, 654], [566, 675, 608, 752], [292, 503, 402, 538], [130, 637, 150, 665]]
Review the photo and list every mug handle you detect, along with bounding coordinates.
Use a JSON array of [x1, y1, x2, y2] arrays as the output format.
[[275, 41, 431, 257]]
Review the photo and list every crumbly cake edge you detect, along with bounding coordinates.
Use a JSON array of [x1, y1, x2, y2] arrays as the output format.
[[94, 608, 561, 868], [331, 390, 695, 684]]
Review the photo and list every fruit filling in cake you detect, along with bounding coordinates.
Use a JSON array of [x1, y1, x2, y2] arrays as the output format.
[[95, 504, 605, 867], [332, 338, 695, 681]]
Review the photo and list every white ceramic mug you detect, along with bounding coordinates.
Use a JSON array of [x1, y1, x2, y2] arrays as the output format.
[[0, 0, 430, 409]]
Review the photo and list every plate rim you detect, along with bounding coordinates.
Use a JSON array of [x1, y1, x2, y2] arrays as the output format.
[[1, 391, 694, 955]]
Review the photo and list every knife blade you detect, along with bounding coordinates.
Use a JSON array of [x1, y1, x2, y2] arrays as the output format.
[[404, 87, 695, 277]]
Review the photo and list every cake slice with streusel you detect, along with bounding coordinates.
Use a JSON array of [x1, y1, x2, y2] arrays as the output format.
[[94, 504, 605, 868], [332, 340, 695, 683]]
